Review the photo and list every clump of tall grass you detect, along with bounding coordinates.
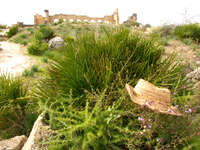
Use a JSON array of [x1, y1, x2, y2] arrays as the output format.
[[37, 27, 188, 99]]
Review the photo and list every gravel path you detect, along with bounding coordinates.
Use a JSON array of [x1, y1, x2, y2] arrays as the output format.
[[0, 41, 34, 75]]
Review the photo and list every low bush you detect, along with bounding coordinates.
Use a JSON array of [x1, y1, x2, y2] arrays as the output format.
[[0, 74, 37, 138], [174, 23, 200, 42], [39, 26, 55, 40], [7, 25, 19, 38], [27, 39, 48, 55]]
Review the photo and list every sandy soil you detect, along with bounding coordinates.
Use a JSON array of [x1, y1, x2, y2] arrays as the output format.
[[0, 41, 34, 75]]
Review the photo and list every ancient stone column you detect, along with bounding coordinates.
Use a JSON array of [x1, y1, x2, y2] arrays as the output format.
[[44, 10, 50, 24]]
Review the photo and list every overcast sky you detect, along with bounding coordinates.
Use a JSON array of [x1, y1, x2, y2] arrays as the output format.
[[0, 0, 200, 26]]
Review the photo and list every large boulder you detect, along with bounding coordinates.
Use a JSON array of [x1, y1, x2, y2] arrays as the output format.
[[0, 135, 27, 150], [48, 36, 64, 49]]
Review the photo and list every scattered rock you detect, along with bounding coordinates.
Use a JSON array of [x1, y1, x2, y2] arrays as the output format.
[[0, 135, 27, 150], [187, 67, 200, 81], [48, 36, 64, 49]]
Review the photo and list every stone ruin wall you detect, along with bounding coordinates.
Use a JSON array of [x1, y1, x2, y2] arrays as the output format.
[[34, 9, 119, 25]]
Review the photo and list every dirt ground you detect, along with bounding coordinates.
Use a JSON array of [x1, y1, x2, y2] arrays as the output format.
[[164, 40, 200, 69], [0, 41, 35, 76]]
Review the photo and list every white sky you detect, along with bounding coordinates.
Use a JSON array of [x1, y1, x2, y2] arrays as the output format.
[[0, 0, 200, 26]]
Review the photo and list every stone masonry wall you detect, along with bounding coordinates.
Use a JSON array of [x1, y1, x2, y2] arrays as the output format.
[[34, 9, 119, 25]]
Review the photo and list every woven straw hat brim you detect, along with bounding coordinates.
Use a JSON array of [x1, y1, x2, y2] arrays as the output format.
[[126, 83, 182, 116]]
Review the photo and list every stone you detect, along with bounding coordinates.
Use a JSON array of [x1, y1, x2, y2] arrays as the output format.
[[48, 36, 64, 49], [0, 135, 27, 150], [22, 113, 52, 150], [187, 67, 200, 81], [22, 114, 43, 150]]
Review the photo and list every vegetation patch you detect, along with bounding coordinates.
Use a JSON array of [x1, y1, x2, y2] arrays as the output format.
[[7, 25, 19, 38], [0, 73, 37, 139], [174, 23, 200, 43], [33, 27, 199, 149]]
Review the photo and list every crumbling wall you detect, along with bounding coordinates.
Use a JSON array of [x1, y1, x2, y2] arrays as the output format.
[[34, 9, 119, 25]]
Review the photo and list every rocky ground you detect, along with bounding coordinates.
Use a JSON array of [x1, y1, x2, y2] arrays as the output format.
[[164, 40, 200, 69]]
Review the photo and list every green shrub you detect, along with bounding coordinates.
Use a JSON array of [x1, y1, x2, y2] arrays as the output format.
[[39, 26, 55, 40], [0, 74, 37, 138], [40, 42, 49, 52], [27, 39, 41, 55], [0, 24, 7, 29], [174, 23, 200, 42], [27, 39, 48, 55], [34, 30, 44, 41], [7, 25, 19, 38]]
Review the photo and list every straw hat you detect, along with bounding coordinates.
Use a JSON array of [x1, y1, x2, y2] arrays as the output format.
[[125, 79, 182, 116]]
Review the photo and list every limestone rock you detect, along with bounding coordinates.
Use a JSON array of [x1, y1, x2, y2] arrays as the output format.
[[48, 36, 64, 49], [187, 67, 200, 81], [0, 135, 27, 150], [22, 113, 52, 150]]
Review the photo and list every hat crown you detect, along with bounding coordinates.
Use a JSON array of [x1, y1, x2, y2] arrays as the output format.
[[134, 79, 171, 104]]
